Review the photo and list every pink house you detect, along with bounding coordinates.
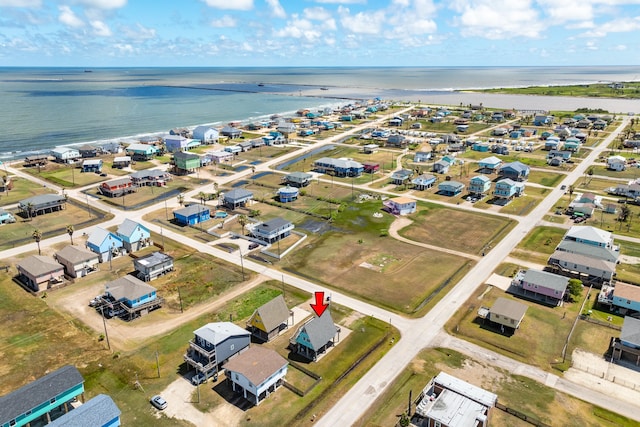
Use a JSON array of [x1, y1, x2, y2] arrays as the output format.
[[513, 269, 569, 306], [383, 197, 417, 215]]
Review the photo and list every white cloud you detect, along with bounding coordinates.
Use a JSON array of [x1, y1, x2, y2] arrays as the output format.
[[614, 44, 627, 50], [121, 23, 156, 40], [303, 7, 336, 29], [266, 0, 286, 18], [58, 5, 84, 28], [586, 40, 598, 50], [339, 7, 386, 34], [0, 0, 41, 6], [90, 19, 111, 36], [450, 0, 545, 39], [580, 16, 640, 36], [75, 0, 127, 9], [274, 17, 322, 43], [113, 43, 134, 54], [315, 0, 365, 3], [211, 15, 237, 28], [536, 0, 594, 23], [201, 0, 253, 10]]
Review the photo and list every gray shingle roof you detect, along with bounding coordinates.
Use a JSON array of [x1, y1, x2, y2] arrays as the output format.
[[117, 219, 148, 239], [522, 269, 569, 292], [224, 188, 253, 201], [251, 295, 289, 333], [620, 316, 640, 347], [298, 310, 337, 351], [86, 227, 121, 248], [55, 245, 99, 265], [48, 394, 120, 427], [0, 365, 84, 424], [256, 217, 291, 233], [549, 250, 616, 273], [18, 194, 66, 208], [224, 346, 288, 386], [105, 275, 156, 301], [490, 297, 528, 321], [17, 255, 64, 277], [174, 204, 209, 217]]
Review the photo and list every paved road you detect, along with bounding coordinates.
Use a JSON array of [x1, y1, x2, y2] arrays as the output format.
[[315, 116, 635, 426]]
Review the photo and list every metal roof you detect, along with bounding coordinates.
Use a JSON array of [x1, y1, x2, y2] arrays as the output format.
[[295, 310, 337, 351], [105, 275, 156, 301], [621, 316, 640, 347], [521, 269, 569, 292], [490, 297, 528, 321], [194, 322, 251, 345], [48, 394, 120, 427]]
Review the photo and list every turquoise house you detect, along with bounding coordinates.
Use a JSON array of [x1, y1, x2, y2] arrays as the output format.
[[469, 175, 491, 196], [494, 178, 525, 200]]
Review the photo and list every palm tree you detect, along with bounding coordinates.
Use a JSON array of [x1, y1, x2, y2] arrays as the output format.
[[177, 194, 185, 206], [32, 229, 42, 255], [198, 191, 206, 205], [237, 214, 248, 235], [213, 182, 219, 197], [66, 225, 74, 245]]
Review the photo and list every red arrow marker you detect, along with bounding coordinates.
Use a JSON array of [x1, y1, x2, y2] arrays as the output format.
[[310, 291, 329, 317]]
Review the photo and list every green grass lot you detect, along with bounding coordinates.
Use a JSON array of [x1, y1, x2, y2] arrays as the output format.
[[582, 289, 625, 328], [527, 170, 565, 187], [616, 262, 640, 286], [23, 163, 106, 188], [512, 226, 568, 264], [406, 120, 492, 134], [497, 186, 549, 216], [143, 207, 220, 244], [589, 164, 640, 180], [0, 201, 113, 251], [445, 285, 585, 372], [398, 204, 515, 256], [0, 175, 57, 206], [277, 145, 400, 174], [577, 203, 640, 239], [574, 176, 626, 194], [280, 200, 474, 315], [619, 240, 640, 258], [460, 149, 571, 171], [478, 82, 640, 99], [358, 347, 634, 427]]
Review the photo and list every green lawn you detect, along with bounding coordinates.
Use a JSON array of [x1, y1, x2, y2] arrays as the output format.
[[478, 82, 640, 99], [23, 163, 105, 188], [512, 226, 568, 264], [0, 175, 57, 206]]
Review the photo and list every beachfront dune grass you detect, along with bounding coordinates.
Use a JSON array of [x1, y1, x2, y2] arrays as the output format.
[[398, 205, 515, 256], [357, 346, 633, 427], [279, 200, 474, 316], [478, 82, 640, 99]]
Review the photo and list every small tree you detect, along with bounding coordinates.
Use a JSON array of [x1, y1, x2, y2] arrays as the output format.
[[177, 194, 185, 206], [66, 225, 74, 245], [249, 209, 261, 218], [32, 229, 42, 255], [237, 214, 248, 235], [198, 191, 206, 205], [567, 278, 583, 302]]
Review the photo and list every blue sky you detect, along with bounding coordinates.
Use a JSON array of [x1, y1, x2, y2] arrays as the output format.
[[1, 0, 639, 66]]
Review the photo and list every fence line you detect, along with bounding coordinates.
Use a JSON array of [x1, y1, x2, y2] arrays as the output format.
[[571, 361, 639, 390]]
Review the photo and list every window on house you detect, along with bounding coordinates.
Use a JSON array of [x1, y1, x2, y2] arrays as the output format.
[[10, 420, 16, 426], [510, 319, 515, 324]]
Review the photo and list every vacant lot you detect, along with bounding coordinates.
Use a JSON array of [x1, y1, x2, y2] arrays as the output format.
[[512, 226, 567, 264], [498, 186, 549, 216], [399, 205, 515, 255], [22, 162, 105, 188], [358, 347, 631, 427], [281, 201, 473, 315], [0, 175, 58, 206]]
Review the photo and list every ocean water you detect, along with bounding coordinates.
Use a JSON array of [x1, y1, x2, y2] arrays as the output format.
[[1, 66, 639, 160]]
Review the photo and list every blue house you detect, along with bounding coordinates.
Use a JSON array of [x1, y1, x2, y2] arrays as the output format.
[[412, 174, 437, 190], [473, 142, 490, 152], [534, 115, 553, 126], [116, 219, 151, 252], [469, 175, 492, 196], [563, 138, 581, 152], [0, 365, 84, 427], [82, 159, 103, 173], [544, 140, 559, 150], [48, 394, 121, 427], [104, 275, 158, 309], [391, 169, 413, 185], [174, 204, 211, 225], [478, 156, 502, 173], [414, 151, 432, 162], [290, 311, 339, 362], [499, 161, 530, 181], [125, 143, 158, 161], [493, 178, 525, 200], [314, 157, 363, 177], [184, 322, 251, 377], [86, 227, 124, 262], [192, 126, 219, 144], [278, 186, 299, 203], [438, 181, 465, 196]]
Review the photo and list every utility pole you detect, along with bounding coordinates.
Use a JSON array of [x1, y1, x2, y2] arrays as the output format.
[[100, 305, 111, 351], [178, 286, 184, 313], [239, 248, 245, 281], [155, 350, 160, 378]]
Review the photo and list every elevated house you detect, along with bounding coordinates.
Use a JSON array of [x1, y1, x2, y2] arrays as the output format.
[[432, 159, 451, 174], [278, 186, 299, 203], [48, 394, 121, 427], [414, 151, 432, 163], [23, 154, 49, 167], [412, 174, 437, 191], [290, 311, 340, 362], [85, 228, 124, 263], [548, 250, 615, 283], [390, 169, 413, 185], [81, 159, 103, 173], [221, 126, 242, 139], [555, 240, 619, 264], [246, 295, 291, 342], [414, 372, 497, 427], [133, 252, 174, 281], [0, 208, 16, 224], [438, 181, 465, 196], [205, 150, 234, 164], [192, 126, 219, 144], [173, 151, 201, 175], [499, 161, 530, 181], [222, 188, 254, 209], [512, 269, 569, 306], [607, 155, 626, 171], [101, 142, 123, 154], [130, 169, 170, 187], [116, 219, 151, 253], [386, 134, 407, 148], [493, 178, 525, 200], [487, 297, 528, 332], [598, 281, 640, 315], [104, 275, 162, 319], [78, 144, 98, 158], [224, 347, 288, 406], [284, 171, 312, 188], [534, 114, 553, 126], [0, 365, 85, 427], [98, 177, 133, 197], [564, 225, 614, 249], [611, 316, 640, 365], [314, 157, 363, 177], [174, 204, 210, 226], [363, 161, 380, 174], [184, 322, 251, 377], [469, 175, 491, 197], [165, 135, 200, 153], [51, 147, 80, 164], [224, 145, 242, 155], [18, 194, 66, 218], [54, 245, 99, 279], [277, 122, 296, 136], [250, 217, 294, 244], [124, 143, 158, 161], [383, 196, 417, 215], [112, 156, 131, 168], [362, 144, 379, 154], [16, 255, 64, 292]]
